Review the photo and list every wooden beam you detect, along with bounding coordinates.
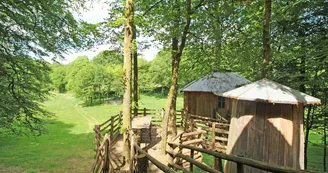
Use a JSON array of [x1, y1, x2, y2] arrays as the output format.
[[134, 144, 175, 173], [166, 149, 221, 173]]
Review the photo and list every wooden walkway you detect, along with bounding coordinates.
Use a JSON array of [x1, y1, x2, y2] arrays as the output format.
[[108, 126, 175, 172], [108, 125, 204, 172]]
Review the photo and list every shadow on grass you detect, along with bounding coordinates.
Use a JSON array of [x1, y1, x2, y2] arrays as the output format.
[[80, 95, 123, 107], [140, 91, 168, 99], [0, 119, 97, 173]]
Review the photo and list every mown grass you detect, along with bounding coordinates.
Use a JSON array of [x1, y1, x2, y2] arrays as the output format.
[[0, 92, 326, 172], [0, 93, 181, 173]]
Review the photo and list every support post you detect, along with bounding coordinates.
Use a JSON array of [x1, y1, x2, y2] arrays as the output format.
[[190, 149, 194, 172], [135, 137, 148, 173], [134, 107, 138, 117], [110, 116, 114, 137], [143, 108, 146, 116], [94, 125, 101, 151]]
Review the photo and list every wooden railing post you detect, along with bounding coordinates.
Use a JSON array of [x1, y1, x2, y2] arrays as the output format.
[[103, 138, 110, 173], [143, 108, 146, 116], [190, 149, 194, 172], [110, 116, 114, 137], [134, 107, 137, 117], [212, 122, 223, 171], [135, 136, 149, 173], [94, 125, 101, 151], [119, 111, 123, 125]]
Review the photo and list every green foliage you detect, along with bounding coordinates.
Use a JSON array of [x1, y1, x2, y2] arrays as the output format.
[[50, 63, 67, 93], [0, 0, 100, 134], [92, 50, 123, 65]]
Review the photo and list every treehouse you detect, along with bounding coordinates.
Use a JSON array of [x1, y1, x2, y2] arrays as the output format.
[[223, 79, 321, 172], [181, 72, 250, 120]]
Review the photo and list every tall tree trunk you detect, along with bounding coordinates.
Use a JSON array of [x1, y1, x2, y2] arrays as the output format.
[[122, 0, 134, 164], [324, 90, 327, 172], [262, 0, 271, 78], [304, 105, 315, 169], [133, 24, 138, 116], [161, 0, 191, 155]]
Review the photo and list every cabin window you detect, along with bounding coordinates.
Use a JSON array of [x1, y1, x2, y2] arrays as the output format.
[[218, 96, 225, 108]]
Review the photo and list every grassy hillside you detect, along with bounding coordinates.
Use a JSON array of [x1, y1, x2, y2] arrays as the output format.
[[0, 93, 326, 172]]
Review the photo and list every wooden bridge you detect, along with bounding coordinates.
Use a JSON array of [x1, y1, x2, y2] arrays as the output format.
[[91, 108, 319, 173]]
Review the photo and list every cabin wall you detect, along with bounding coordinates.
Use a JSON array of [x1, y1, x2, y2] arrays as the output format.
[[225, 100, 304, 172], [183, 91, 231, 118]]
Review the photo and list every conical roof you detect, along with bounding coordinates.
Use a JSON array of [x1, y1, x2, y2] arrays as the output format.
[[223, 79, 321, 105], [181, 72, 250, 96]]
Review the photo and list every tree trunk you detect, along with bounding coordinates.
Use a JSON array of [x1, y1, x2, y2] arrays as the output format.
[[262, 0, 271, 78], [133, 24, 138, 116], [161, 0, 191, 155], [324, 90, 327, 172], [304, 105, 314, 169], [122, 0, 134, 164]]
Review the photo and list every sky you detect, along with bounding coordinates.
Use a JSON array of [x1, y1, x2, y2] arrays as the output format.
[[55, 1, 159, 64]]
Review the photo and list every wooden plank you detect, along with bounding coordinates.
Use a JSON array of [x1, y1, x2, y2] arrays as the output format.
[[134, 144, 175, 173], [215, 136, 228, 142], [166, 149, 221, 173], [168, 163, 192, 173], [182, 139, 203, 145]]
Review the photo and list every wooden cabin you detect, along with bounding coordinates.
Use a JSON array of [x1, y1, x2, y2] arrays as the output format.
[[223, 79, 321, 172], [181, 72, 250, 119]]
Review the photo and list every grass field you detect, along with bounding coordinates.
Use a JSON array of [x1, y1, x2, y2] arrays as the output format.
[[0, 93, 326, 172], [0, 93, 182, 173]]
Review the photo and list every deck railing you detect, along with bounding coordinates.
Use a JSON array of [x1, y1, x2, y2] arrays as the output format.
[[94, 112, 122, 152], [167, 142, 318, 173], [132, 108, 183, 127], [130, 134, 176, 173], [185, 114, 230, 153], [92, 134, 112, 173]]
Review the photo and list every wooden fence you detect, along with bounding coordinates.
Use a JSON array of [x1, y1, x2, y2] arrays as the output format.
[[92, 134, 112, 173], [167, 142, 319, 173], [130, 134, 176, 173], [185, 114, 230, 153], [132, 108, 183, 127], [94, 112, 122, 152]]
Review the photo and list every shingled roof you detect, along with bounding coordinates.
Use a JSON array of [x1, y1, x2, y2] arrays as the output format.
[[181, 72, 250, 96], [223, 78, 321, 105]]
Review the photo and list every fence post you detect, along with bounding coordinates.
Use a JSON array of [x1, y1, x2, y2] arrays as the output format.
[[110, 116, 114, 137], [103, 138, 110, 172], [134, 107, 137, 117], [119, 111, 123, 125], [190, 118, 194, 132], [212, 122, 223, 171], [94, 125, 101, 151], [190, 149, 194, 172], [143, 108, 146, 116], [135, 136, 148, 173]]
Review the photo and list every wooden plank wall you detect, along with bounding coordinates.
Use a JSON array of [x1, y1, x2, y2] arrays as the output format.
[[184, 91, 230, 118], [225, 100, 304, 173]]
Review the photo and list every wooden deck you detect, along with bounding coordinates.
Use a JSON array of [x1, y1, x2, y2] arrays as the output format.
[[109, 125, 203, 172], [109, 125, 167, 172]]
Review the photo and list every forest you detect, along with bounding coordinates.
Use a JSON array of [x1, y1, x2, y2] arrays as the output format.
[[1, 0, 327, 172]]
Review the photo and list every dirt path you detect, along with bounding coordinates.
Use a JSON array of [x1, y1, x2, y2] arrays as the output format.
[[75, 103, 98, 132]]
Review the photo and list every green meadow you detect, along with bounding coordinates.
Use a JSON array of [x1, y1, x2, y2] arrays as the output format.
[[0, 93, 325, 172]]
